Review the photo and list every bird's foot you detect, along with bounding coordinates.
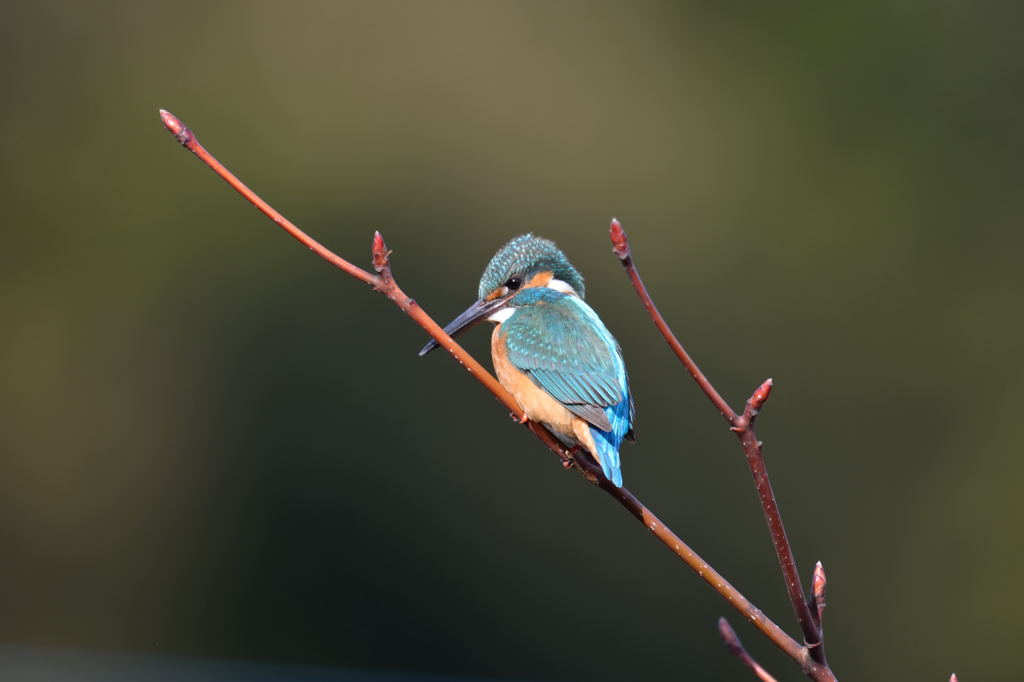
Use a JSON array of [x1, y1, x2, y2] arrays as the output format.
[[562, 444, 583, 469]]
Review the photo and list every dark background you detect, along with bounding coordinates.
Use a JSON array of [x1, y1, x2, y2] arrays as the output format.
[[2, 2, 1022, 680]]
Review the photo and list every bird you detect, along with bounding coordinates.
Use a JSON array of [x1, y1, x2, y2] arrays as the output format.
[[419, 234, 634, 486]]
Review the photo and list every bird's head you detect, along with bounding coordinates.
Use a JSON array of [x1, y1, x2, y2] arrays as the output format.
[[419, 234, 584, 356]]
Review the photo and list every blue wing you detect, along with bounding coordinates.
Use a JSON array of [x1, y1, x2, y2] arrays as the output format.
[[502, 288, 633, 486]]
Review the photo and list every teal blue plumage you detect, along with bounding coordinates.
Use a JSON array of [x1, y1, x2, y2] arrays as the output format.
[[419, 233, 634, 487], [503, 286, 633, 486], [478, 235, 585, 300]]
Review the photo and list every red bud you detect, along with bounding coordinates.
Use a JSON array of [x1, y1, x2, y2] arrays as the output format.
[[159, 109, 194, 146], [812, 561, 827, 624], [609, 218, 631, 260], [372, 231, 392, 274], [748, 378, 773, 414]]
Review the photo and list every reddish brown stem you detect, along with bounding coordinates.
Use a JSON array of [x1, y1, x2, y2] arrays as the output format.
[[158, 111, 575, 466], [159, 109, 831, 680], [719, 617, 780, 682], [159, 110, 377, 288], [734, 388, 823, 663], [609, 218, 736, 422], [610, 218, 830, 676]]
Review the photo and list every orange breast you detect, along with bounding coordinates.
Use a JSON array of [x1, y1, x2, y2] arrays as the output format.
[[491, 324, 598, 457]]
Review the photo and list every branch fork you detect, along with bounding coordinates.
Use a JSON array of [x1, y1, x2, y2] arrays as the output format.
[[609, 219, 831, 679]]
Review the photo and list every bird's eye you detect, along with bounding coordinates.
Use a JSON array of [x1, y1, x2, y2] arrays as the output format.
[[506, 276, 523, 290]]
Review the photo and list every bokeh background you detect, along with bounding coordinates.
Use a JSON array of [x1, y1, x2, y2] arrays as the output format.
[[2, 2, 1022, 680]]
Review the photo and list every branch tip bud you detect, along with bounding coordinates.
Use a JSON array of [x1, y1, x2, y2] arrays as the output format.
[[812, 561, 827, 624], [371, 231, 392, 274], [159, 108, 194, 146], [717, 617, 741, 654], [813, 561, 826, 593], [748, 378, 773, 413], [609, 218, 631, 260]]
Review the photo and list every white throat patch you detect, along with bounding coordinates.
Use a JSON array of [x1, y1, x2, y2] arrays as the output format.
[[547, 278, 578, 296], [487, 307, 516, 323]]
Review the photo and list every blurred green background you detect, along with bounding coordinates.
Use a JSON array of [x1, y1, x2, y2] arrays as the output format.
[[2, 1, 1022, 680]]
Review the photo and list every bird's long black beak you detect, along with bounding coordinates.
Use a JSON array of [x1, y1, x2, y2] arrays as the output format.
[[419, 297, 507, 356]]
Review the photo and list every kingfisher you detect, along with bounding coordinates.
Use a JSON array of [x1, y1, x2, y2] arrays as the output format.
[[419, 234, 634, 487]]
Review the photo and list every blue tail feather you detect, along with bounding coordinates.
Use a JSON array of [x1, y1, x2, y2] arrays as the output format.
[[588, 397, 632, 487]]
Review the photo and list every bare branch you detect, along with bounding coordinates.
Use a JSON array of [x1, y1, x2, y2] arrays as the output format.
[[719, 618, 780, 682], [609, 218, 736, 423], [159, 111, 832, 681], [610, 219, 830, 676]]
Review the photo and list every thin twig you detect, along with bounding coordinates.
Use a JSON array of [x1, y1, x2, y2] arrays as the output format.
[[609, 219, 735, 423], [734, 381, 825, 664], [610, 218, 829, 674], [719, 617, 780, 682], [157, 111, 565, 455], [159, 110, 832, 681]]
